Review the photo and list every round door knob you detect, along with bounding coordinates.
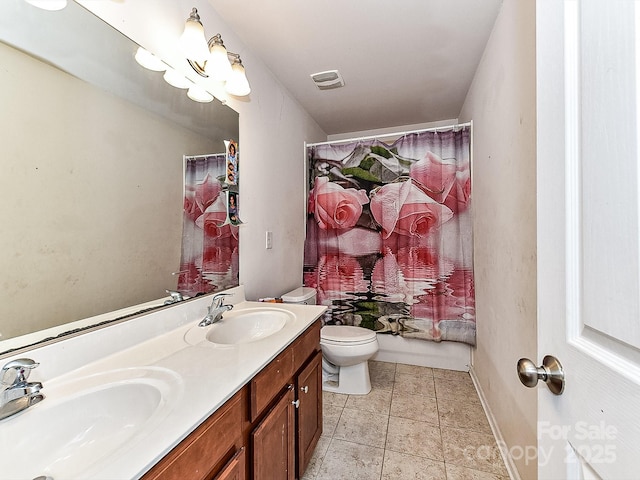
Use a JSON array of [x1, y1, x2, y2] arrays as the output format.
[[300, 386, 309, 394], [517, 355, 565, 395]]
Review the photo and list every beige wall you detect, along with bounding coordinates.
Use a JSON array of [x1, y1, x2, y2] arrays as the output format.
[[458, 0, 537, 478], [0, 41, 217, 339]]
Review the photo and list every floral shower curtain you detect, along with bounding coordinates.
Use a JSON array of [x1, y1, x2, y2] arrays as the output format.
[[178, 154, 239, 297], [304, 126, 475, 345]]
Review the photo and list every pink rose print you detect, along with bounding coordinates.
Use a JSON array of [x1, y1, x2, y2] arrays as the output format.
[[202, 243, 236, 275], [409, 151, 457, 203], [370, 180, 454, 239], [195, 173, 223, 212], [195, 196, 234, 239], [315, 254, 369, 304], [371, 247, 406, 297], [184, 173, 223, 222], [444, 166, 471, 214], [411, 277, 474, 323], [310, 176, 369, 229], [304, 218, 382, 259], [184, 189, 201, 222], [397, 246, 454, 282]]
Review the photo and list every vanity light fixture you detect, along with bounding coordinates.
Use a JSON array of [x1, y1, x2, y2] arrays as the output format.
[[187, 84, 214, 103], [225, 55, 251, 97], [179, 8, 210, 62], [135, 47, 217, 104], [134, 47, 167, 72], [163, 67, 192, 89], [204, 34, 233, 81], [180, 7, 251, 96], [23, 0, 67, 11]]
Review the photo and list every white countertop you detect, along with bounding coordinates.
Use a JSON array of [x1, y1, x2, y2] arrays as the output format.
[[0, 286, 326, 480]]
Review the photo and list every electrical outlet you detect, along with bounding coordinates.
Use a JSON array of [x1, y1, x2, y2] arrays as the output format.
[[266, 231, 273, 249]]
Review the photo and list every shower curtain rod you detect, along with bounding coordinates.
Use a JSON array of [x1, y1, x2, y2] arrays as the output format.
[[183, 152, 226, 160], [306, 121, 472, 147]]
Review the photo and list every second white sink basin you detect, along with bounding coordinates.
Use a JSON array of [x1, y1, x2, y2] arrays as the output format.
[[0, 367, 182, 480], [184, 307, 294, 345]]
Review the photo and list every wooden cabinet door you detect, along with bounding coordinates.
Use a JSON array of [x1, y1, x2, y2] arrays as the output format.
[[296, 350, 322, 478], [252, 386, 295, 480], [213, 447, 245, 480]]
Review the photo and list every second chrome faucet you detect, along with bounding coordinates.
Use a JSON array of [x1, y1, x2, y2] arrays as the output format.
[[0, 358, 44, 421], [199, 293, 233, 327]]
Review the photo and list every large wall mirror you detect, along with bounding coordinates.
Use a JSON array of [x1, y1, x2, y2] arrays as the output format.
[[0, 1, 239, 353]]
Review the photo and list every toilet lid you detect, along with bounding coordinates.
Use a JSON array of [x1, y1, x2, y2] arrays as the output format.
[[320, 325, 377, 344]]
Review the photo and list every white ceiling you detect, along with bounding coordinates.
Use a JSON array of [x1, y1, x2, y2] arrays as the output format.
[[210, 0, 503, 135]]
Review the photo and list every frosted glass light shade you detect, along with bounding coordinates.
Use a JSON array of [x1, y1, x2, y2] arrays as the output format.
[[134, 47, 167, 72], [24, 0, 67, 10], [187, 85, 214, 103], [163, 68, 192, 89], [205, 43, 232, 82], [179, 10, 210, 62], [225, 61, 251, 97]]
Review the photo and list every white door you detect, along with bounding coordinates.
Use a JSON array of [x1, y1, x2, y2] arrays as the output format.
[[536, 0, 640, 478]]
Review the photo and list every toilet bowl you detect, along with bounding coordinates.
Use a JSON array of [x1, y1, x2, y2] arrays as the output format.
[[320, 325, 379, 395]]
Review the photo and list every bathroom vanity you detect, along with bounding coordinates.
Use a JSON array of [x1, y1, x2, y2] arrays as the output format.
[[142, 320, 322, 479], [0, 286, 325, 480]]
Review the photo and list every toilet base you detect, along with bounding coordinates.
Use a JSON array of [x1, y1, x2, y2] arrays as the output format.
[[322, 361, 372, 395]]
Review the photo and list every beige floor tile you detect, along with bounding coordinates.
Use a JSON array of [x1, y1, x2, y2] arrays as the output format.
[[434, 375, 478, 402], [396, 363, 435, 377], [345, 387, 393, 415], [445, 463, 510, 480], [432, 368, 471, 380], [437, 396, 492, 434], [323, 390, 348, 408], [370, 359, 397, 375], [381, 450, 446, 480], [316, 439, 384, 480], [394, 372, 436, 397], [390, 390, 439, 425], [314, 363, 509, 480], [386, 415, 444, 461], [333, 407, 389, 448], [370, 361, 396, 390], [441, 427, 508, 477], [323, 403, 343, 436], [301, 434, 332, 480]]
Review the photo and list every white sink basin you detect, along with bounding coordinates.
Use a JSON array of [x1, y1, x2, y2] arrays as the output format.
[[184, 307, 294, 345], [0, 367, 182, 480]]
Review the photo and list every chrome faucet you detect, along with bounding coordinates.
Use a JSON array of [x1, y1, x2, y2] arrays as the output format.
[[164, 289, 185, 305], [199, 293, 233, 327], [0, 358, 44, 421]]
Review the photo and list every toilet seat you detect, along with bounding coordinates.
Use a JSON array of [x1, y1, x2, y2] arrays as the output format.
[[320, 325, 377, 345]]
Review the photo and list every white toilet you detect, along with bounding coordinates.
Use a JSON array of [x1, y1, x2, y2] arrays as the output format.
[[320, 325, 379, 395], [280, 287, 379, 395]]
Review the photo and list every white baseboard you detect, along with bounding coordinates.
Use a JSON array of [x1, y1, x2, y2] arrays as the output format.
[[469, 365, 520, 480]]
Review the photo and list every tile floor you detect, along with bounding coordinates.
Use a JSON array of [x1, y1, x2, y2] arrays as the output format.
[[302, 361, 510, 480]]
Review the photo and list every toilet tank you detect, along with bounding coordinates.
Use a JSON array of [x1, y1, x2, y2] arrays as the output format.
[[281, 287, 317, 305]]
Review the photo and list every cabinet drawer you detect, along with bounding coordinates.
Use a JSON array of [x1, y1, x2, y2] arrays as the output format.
[[142, 391, 243, 480], [250, 347, 294, 421], [292, 320, 321, 372]]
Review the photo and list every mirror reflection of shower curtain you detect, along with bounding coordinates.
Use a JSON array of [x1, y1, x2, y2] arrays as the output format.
[[178, 154, 239, 297], [304, 125, 475, 345]]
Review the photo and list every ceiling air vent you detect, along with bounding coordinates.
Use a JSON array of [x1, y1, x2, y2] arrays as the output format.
[[310, 70, 345, 90]]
